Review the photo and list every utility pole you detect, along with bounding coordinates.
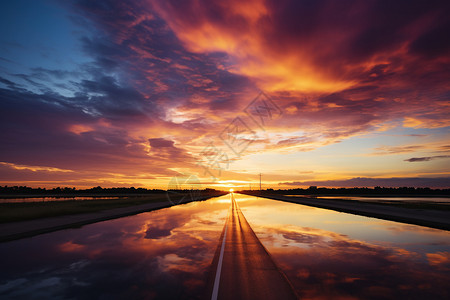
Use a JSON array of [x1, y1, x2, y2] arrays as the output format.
[[259, 173, 262, 191]]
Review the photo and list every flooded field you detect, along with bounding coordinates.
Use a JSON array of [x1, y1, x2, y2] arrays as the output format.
[[238, 194, 450, 299], [0, 194, 449, 299], [0, 197, 123, 204], [285, 195, 450, 204]]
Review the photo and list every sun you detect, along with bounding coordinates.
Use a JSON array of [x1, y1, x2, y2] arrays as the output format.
[[229, 188, 234, 192]]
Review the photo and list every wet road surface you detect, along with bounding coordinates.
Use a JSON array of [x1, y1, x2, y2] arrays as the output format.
[[207, 193, 298, 300]]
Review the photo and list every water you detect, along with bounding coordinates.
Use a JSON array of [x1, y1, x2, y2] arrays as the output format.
[[285, 195, 450, 203], [0, 196, 123, 204], [0, 199, 229, 299], [316, 196, 450, 203], [0, 194, 449, 299], [237, 194, 450, 299]]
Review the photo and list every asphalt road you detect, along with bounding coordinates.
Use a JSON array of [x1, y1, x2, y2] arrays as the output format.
[[207, 193, 298, 300]]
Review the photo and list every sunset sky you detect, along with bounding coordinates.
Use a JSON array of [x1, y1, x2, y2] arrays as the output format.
[[0, 0, 449, 189]]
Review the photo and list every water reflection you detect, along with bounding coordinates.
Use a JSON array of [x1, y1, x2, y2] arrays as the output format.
[[0, 199, 229, 299], [0, 196, 123, 203], [0, 194, 449, 299], [285, 195, 450, 203], [236, 194, 450, 299], [319, 196, 450, 203]]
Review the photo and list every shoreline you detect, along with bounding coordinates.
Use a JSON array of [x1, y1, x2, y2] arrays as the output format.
[[2, 192, 449, 243], [0, 193, 167, 199], [0, 194, 222, 243], [241, 193, 450, 231]]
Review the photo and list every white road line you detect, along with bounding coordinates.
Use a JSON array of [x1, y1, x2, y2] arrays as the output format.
[[211, 195, 233, 300]]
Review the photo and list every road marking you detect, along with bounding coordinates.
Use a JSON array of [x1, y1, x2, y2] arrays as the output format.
[[211, 196, 232, 300]]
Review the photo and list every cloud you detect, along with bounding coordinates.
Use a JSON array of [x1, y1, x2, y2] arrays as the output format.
[[372, 145, 424, 155], [146, 0, 450, 153], [404, 155, 450, 162], [0, 162, 73, 173], [0, 82, 198, 186], [280, 177, 450, 188], [148, 138, 175, 148], [1, 0, 449, 187], [150, 0, 450, 89]]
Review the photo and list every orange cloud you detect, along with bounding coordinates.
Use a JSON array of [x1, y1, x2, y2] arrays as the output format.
[[403, 117, 450, 129], [148, 0, 361, 93], [2, 0, 449, 188], [0, 162, 73, 173], [69, 124, 94, 135]]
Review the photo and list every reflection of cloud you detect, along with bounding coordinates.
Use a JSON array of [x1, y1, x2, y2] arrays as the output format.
[[282, 232, 324, 244], [0, 199, 229, 299], [384, 223, 448, 235], [427, 252, 450, 270], [0, 279, 28, 294], [145, 227, 172, 239], [59, 241, 85, 252], [157, 253, 197, 273], [257, 225, 450, 299]]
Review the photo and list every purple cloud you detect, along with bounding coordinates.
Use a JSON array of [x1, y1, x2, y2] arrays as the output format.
[[404, 155, 450, 162]]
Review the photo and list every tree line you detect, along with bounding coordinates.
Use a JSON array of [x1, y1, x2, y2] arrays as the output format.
[[0, 185, 166, 195], [244, 186, 450, 196]]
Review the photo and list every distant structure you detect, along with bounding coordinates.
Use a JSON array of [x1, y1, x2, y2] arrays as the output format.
[[259, 173, 262, 191]]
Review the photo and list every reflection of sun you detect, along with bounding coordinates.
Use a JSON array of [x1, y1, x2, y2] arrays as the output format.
[[229, 188, 234, 192]]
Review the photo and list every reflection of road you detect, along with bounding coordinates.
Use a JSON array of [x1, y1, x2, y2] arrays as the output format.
[[208, 193, 297, 300]]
